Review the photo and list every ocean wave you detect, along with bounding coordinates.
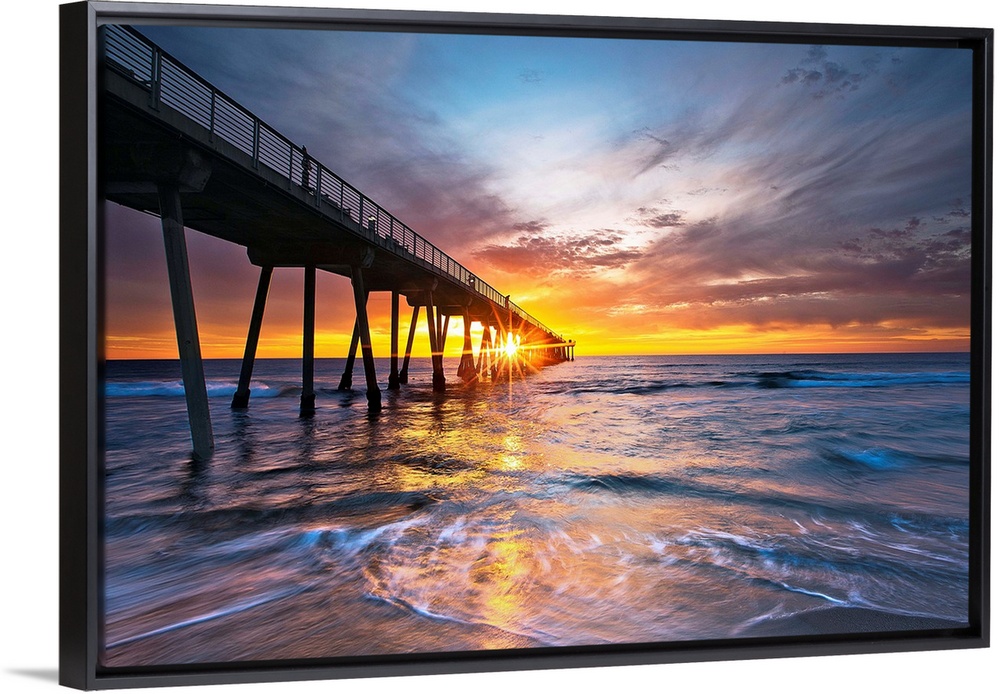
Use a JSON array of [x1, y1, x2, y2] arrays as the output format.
[[824, 446, 968, 471], [106, 584, 311, 649], [104, 490, 439, 537], [827, 447, 909, 471], [750, 370, 970, 389], [105, 380, 295, 398], [560, 380, 748, 396], [552, 470, 968, 536], [561, 471, 691, 496], [557, 369, 968, 396], [558, 382, 694, 396], [662, 526, 967, 597]]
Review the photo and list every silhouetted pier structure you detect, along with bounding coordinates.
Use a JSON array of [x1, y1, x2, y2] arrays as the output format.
[[100, 25, 575, 460]]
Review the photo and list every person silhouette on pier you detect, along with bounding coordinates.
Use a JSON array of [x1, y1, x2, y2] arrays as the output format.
[[300, 146, 313, 191]]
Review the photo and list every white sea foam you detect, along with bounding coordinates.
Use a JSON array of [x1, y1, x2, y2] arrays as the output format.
[[105, 379, 284, 398]]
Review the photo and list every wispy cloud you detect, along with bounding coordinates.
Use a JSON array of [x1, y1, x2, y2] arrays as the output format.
[[519, 69, 544, 84], [634, 207, 687, 228], [475, 231, 645, 275], [780, 45, 880, 98]]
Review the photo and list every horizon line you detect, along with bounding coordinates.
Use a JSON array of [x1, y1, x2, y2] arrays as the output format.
[[104, 349, 973, 361]]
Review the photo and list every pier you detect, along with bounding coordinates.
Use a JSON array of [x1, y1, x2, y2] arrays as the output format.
[[100, 25, 575, 460]]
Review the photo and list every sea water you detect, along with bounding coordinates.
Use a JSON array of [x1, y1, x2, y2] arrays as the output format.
[[101, 353, 970, 666]]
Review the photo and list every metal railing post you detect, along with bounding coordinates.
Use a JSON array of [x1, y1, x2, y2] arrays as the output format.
[[208, 90, 217, 142], [252, 120, 260, 169], [149, 47, 162, 110]]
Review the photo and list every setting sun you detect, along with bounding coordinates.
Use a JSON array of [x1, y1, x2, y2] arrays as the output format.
[[504, 332, 519, 358]]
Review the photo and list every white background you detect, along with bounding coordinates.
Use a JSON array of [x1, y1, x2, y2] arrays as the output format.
[[1, 1, 994, 693]]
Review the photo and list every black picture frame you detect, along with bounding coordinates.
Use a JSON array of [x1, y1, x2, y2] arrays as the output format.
[[59, 1, 991, 690]]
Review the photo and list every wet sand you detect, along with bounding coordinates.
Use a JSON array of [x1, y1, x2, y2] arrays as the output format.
[[103, 581, 542, 668], [742, 606, 968, 638], [106, 599, 968, 668]]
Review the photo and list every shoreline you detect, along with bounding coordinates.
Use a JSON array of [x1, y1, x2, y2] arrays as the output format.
[[741, 606, 967, 638]]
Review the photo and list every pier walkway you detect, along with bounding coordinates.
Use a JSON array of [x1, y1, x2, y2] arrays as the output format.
[[101, 25, 575, 460]]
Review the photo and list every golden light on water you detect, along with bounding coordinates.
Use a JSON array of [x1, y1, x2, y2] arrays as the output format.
[[500, 455, 522, 470], [500, 434, 523, 470], [474, 530, 533, 632]]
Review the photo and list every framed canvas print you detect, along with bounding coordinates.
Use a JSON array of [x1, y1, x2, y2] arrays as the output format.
[[59, 0, 991, 690]]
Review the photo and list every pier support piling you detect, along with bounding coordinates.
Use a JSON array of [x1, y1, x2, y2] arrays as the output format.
[[351, 266, 382, 412], [388, 290, 400, 390], [476, 326, 492, 382], [426, 297, 446, 392], [158, 185, 214, 461], [458, 309, 478, 383], [338, 321, 360, 391], [300, 265, 316, 416], [399, 305, 419, 384], [232, 265, 272, 409], [488, 326, 499, 382], [475, 327, 487, 372], [438, 313, 450, 353]]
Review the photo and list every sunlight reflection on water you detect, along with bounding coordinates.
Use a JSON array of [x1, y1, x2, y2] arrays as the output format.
[[102, 354, 970, 666]]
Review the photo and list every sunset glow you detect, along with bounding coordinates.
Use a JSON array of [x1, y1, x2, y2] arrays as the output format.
[[104, 27, 972, 359]]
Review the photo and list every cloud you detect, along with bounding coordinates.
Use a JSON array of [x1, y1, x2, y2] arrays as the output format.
[[613, 201, 972, 334], [633, 207, 687, 229], [632, 129, 683, 176], [137, 25, 527, 254], [686, 187, 726, 197], [612, 59, 975, 332], [780, 44, 879, 98], [620, 123, 701, 178], [474, 231, 645, 275], [511, 220, 550, 233]]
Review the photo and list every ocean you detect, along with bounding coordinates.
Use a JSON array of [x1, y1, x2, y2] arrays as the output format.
[[100, 353, 971, 666]]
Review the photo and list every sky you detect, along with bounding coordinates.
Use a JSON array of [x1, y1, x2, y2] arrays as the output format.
[[105, 24, 975, 358]]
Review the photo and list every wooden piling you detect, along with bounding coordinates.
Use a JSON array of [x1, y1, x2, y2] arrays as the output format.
[[388, 290, 400, 390], [458, 308, 478, 383], [157, 185, 214, 461], [351, 266, 382, 412], [232, 265, 272, 409], [399, 305, 419, 384], [300, 265, 316, 415], [475, 326, 489, 376], [426, 296, 445, 392], [338, 321, 360, 391]]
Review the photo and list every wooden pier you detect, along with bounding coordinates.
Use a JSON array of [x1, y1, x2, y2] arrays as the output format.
[[101, 25, 575, 460]]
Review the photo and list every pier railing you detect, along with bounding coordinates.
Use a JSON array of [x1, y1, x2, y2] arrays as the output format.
[[103, 24, 563, 342]]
